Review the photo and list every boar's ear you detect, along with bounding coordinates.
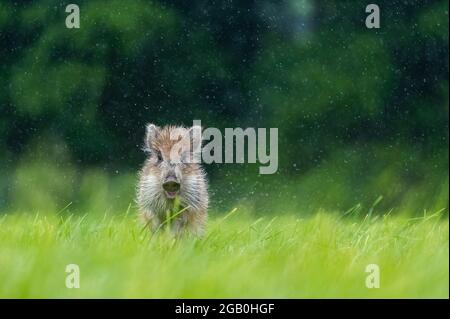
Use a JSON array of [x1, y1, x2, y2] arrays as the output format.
[[187, 125, 202, 154], [144, 123, 159, 153]]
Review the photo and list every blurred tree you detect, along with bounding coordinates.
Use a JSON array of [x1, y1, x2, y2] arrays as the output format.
[[0, 0, 447, 213], [254, 0, 448, 171]]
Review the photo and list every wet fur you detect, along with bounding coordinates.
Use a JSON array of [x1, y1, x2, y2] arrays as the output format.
[[137, 125, 208, 236]]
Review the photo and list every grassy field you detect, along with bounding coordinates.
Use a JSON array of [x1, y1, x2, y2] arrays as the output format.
[[0, 208, 448, 298]]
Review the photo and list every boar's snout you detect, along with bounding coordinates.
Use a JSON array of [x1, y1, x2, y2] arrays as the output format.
[[162, 175, 180, 193]]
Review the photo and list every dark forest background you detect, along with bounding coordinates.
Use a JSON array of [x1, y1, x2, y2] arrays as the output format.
[[0, 0, 448, 216]]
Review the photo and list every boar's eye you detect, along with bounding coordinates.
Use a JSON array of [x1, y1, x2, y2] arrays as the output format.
[[155, 151, 163, 163]]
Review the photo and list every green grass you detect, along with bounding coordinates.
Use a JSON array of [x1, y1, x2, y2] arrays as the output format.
[[0, 209, 448, 298]]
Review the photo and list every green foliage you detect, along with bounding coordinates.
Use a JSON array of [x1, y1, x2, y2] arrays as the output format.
[[0, 1, 447, 299], [0, 210, 447, 298], [0, 0, 448, 214], [215, 145, 448, 216]]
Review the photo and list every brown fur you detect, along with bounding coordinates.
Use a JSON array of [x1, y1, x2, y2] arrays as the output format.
[[137, 124, 208, 236]]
